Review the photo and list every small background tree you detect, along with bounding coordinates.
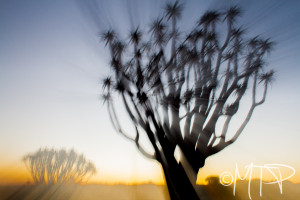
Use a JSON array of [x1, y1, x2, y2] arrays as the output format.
[[100, 1, 274, 199], [23, 148, 96, 185], [204, 176, 233, 200]]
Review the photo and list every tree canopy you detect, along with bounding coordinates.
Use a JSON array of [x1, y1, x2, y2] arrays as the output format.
[[23, 148, 96, 185], [101, 2, 274, 164]]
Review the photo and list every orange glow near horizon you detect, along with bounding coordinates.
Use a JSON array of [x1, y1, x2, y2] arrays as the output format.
[[1, 162, 299, 186], [0, 163, 166, 185], [0, 166, 31, 185]]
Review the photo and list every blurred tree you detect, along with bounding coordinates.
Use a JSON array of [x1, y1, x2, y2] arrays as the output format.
[[204, 176, 236, 200], [101, 1, 274, 199], [23, 148, 96, 185]]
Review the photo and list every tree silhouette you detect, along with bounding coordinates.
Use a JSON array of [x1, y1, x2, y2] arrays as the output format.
[[204, 176, 234, 200], [101, 1, 274, 199], [23, 148, 96, 185]]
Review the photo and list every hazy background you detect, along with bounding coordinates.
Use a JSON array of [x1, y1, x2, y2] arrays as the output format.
[[1, 0, 300, 188]]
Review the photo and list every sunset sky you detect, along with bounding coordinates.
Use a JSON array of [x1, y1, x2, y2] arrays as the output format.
[[1, 0, 300, 186]]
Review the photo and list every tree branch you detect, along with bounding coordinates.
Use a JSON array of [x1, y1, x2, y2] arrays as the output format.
[[134, 127, 156, 160]]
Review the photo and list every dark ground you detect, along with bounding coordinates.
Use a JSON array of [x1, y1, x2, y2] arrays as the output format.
[[0, 180, 299, 200]]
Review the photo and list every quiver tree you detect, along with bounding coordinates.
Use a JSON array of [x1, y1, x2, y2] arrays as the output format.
[[101, 1, 274, 199], [23, 148, 96, 185]]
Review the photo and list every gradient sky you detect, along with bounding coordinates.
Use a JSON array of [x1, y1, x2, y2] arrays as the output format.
[[0, 0, 300, 185]]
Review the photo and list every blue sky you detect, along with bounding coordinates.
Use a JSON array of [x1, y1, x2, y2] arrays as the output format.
[[0, 0, 300, 184]]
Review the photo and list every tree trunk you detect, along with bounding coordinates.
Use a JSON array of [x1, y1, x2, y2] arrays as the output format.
[[159, 148, 209, 200]]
